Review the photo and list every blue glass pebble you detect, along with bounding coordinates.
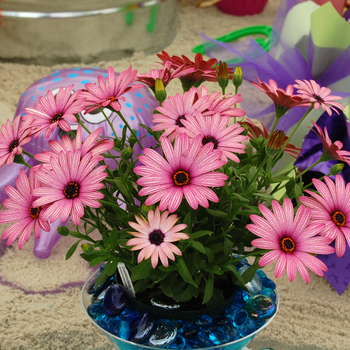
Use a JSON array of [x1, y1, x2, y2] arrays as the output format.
[[107, 317, 121, 335], [193, 315, 212, 327], [244, 294, 276, 320], [103, 284, 128, 317], [121, 311, 139, 322], [262, 277, 276, 290], [167, 335, 186, 349], [181, 322, 199, 339], [196, 330, 212, 347], [231, 309, 249, 328], [100, 264, 106, 272], [173, 319, 185, 330], [185, 339, 202, 349], [256, 269, 267, 279], [222, 324, 240, 341], [91, 285, 110, 304], [235, 288, 251, 302], [148, 319, 177, 347], [214, 316, 229, 326], [87, 303, 104, 320], [260, 288, 276, 302], [88, 273, 115, 296], [236, 317, 256, 337], [129, 313, 155, 343], [97, 318, 108, 330], [199, 327, 229, 346], [238, 266, 262, 294], [119, 320, 130, 340]]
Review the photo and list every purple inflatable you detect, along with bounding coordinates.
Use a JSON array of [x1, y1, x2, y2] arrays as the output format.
[[0, 67, 157, 258]]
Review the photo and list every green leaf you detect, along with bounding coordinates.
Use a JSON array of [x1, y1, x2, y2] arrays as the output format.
[[232, 193, 250, 203], [89, 256, 109, 267], [205, 247, 215, 265], [205, 208, 228, 218], [183, 212, 192, 234], [270, 175, 290, 183], [109, 227, 119, 251], [191, 241, 206, 254], [57, 226, 70, 236], [294, 183, 303, 199], [225, 264, 246, 288], [192, 251, 202, 271], [109, 178, 132, 201], [94, 269, 108, 290], [131, 259, 153, 281], [190, 230, 212, 240], [105, 259, 118, 277], [176, 258, 197, 287], [66, 240, 81, 260], [203, 274, 214, 304]]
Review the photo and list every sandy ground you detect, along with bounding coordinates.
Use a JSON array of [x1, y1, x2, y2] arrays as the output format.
[[0, 0, 349, 349]]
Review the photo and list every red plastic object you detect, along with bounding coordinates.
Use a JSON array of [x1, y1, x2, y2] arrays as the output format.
[[216, 0, 268, 16]]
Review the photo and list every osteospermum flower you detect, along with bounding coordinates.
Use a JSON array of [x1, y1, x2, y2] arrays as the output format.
[[126, 207, 189, 268], [198, 86, 246, 119], [23, 85, 84, 139], [239, 118, 301, 159], [308, 120, 350, 166], [80, 66, 144, 114], [247, 198, 334, 283], [0, 169, 50, 249], [181, 111, 248, 163], [32, 150, 108, 226], [299, 175, 350, 258], [134, 133, 228, 213], [0, 115, 32, 167], [251, 78, 306, 118], [152, 87, 212, 141], [293, 79, 344, 116], [34, 125, 114, 165]]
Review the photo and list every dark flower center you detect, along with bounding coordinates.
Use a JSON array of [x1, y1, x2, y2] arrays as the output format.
[[30, 206, 41, 219], [149, 229, 165, 246], [175, 115, 186, 128], [312, 94, 324, 103], [64, 182, 80, 199], [107, 96, 116, 102], [50, 112, 63, 124], [8, 139, 19, 152], [332, 211, 346, 226], [173, 170, 190, 187], [202, 136, 219, 149], [280, 237, 296, 253]]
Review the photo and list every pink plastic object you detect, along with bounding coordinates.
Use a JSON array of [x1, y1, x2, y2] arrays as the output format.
[[216, 0, 268, 16]]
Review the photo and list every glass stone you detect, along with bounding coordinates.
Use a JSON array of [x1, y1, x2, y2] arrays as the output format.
[[244, 294, 276, 320], [235, 288, 251, 302], [260, 288, 276, 302], [121, 311, 140, 322], [100, 264, 106, 272], [193, 315, 212, 327], [237, 266, 262, 294], [236, 317, 256, 337], [181, 322, 199, 339], [214, 316, 229, 326], [173, 319, 185, 331], [87, 303, 105, 320], [222, 324, 240, 341], [148, 319, 178, 347], [107, 317, 121, 336], [97, 318, 108, 330], [256, 269, 267, 279], [88, 273, 115, 295], [119, 320, 130, 340], [261, 277, 276, 290], [185, 339, 202, 349], [103, 284, 128, 317], [231, 309, 249, 328], [91, 285, 110, 304], [129, 313, 155, 343], [151, 298, 180, 310], [199, 327, 229, 345], [167, 335, 186, 349], [196, 330, 212, 347]]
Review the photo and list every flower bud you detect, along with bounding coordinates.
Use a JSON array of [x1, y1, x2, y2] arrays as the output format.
[[233, 66, 243, 90], [216, 61, 229, 91], [329, 163, 344, 176], [121, 146, 134, 160], [154, 78, 167, 104], [142, 204, 152, 215], [266, 130, 286, 156]]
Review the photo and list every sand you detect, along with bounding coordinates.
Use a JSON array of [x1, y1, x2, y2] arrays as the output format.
[[0, 0, 349, 349]]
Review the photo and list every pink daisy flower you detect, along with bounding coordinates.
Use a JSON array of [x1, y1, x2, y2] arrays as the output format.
[[34, 125, 114, 165], [126, 207, 189, 268], [152, 87, 212, 141], [247, 198, 334, 283], [136, 61, 195, 92], [181, 111, 248, 163], [134, 133, 228, 213], [299, 175, 350, 258], [23, 85, 84, 139], [239, 118, 301, 159], [80, 66, 144, 114], [251, 78, 306, 118], [293, 79, 344, 116], [31, 150, 108, 226], [309, 120, 350, 166], [197, 86, 246, 118], [0, 169, 50, 249], [0, 115, 32, 167]]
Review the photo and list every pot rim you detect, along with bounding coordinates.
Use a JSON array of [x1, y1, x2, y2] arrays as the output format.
[[81, 268, 280, 350]]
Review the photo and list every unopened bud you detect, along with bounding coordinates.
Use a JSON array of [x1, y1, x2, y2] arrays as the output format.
[[233, 66, 243, 90], [154, 78, 167, 104], [329, 163, 344, 176], [121, 146, 134, 160], [142, 204, 152, 215], [216, 61, 229, 91], [266, 130, 286, 156], [81, 243, 94, 255]]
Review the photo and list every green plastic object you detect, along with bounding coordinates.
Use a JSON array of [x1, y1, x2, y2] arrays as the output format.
[[192, 25, 272, 64]]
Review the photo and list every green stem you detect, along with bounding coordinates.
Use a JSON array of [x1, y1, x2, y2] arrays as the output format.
[[77, 117, 91, 135], [68, 130, 76, 138], [116, 111, 144, 151], [247, 156, 269, 188], [269, 117, 280, 138], [296, 159, 323, 181], [22, 150, 35, 160], [100, 108, 117, 137], [234, 86, 238, 124]]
